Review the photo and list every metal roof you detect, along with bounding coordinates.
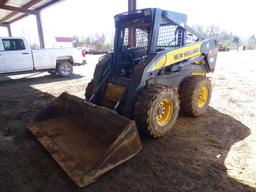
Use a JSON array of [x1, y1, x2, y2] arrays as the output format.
[[0, 0, 62, 26]]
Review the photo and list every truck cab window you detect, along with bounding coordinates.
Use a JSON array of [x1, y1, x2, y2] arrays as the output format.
[[2, 39, 25, 51]]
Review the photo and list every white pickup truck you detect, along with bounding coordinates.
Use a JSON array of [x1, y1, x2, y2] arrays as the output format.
[[0, 37, 86, 77]]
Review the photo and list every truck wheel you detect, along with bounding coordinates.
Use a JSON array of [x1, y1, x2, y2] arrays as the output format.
[[57, 61, 73, 77], [179, 76, 212, 117], [134, 85, 180, 138]]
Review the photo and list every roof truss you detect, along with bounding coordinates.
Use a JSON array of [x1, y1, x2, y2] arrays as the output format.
[[0, 0, 62, 25]]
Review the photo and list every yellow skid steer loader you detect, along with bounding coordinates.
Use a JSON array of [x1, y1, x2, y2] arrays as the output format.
[[28, 8, 218, 187]]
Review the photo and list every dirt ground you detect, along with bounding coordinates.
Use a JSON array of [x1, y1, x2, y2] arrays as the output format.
[[0, 52, 255, 192]]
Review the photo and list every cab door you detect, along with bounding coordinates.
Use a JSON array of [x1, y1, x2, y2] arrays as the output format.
[[1, 38, 33, 73]]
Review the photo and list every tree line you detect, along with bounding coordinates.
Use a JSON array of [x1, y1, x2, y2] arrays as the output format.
[[73, 34, 113, 51], [192, 25, 256, 50], [72, 26, 256, 51]]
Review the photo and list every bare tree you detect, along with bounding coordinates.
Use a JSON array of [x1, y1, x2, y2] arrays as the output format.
[[246, 35, 256, 50]]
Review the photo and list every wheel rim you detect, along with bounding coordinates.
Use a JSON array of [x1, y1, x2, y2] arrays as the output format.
[[61, 63, 71, 75], [156, 98, 174, 127], [197, 86, 208, 108]]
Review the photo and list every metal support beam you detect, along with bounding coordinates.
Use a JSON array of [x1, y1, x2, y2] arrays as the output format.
[[6, 14, 27, 24], [0, 23, 11, 37], [0, 0, 64, 49], [0, 5, 37, 14], [36, 0, 62, 11], [0, 0, 9, 5], [8, 1, 61, 24], [35, 12, 44, 48], [0, 23, 8, 27], [0, 0, 43, 24], [7, 24, 11, 37], [128, 0, 136, 11], [128, 0, 136, 47]]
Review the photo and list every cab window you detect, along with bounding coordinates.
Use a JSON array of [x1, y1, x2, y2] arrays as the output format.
[[2, 39, 25, 51]]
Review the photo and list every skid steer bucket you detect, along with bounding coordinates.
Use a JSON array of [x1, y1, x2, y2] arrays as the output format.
[[27, 93, 142, 187]]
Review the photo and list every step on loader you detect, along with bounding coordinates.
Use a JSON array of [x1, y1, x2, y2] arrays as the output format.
[[28, 8, 218, 187]]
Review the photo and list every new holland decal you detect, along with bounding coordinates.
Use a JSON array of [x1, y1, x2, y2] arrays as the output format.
[[153, 43, 202, 71], [174, 48, 200, 60]]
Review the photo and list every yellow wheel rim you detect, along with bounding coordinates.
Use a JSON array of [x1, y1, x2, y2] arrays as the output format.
[[156, 98, 174, 127], [197, 86, 208, 108]]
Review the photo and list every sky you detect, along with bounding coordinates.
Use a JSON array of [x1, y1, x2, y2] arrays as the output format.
[[0, 0, 255, 47]]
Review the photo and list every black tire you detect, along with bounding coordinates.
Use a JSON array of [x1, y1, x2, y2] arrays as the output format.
[[47, 69, 57, 77], [85, 80, 94, 100], [57, 61, 73, 77], [84, 54, 111, 100], [134, 85, 180, 138], [93, 54, 111, 83], [179, 76, 212, 117]]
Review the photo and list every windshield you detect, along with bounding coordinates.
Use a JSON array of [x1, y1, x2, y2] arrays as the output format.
[[115, 9, 153, 53]]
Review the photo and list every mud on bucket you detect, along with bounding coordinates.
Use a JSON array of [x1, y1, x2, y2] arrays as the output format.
[[27, 93, 142, 187]]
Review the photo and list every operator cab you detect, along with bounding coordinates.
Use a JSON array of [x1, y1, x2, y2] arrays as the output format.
[[114, 9, 152, 68], [113, 8, 201, 78]]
